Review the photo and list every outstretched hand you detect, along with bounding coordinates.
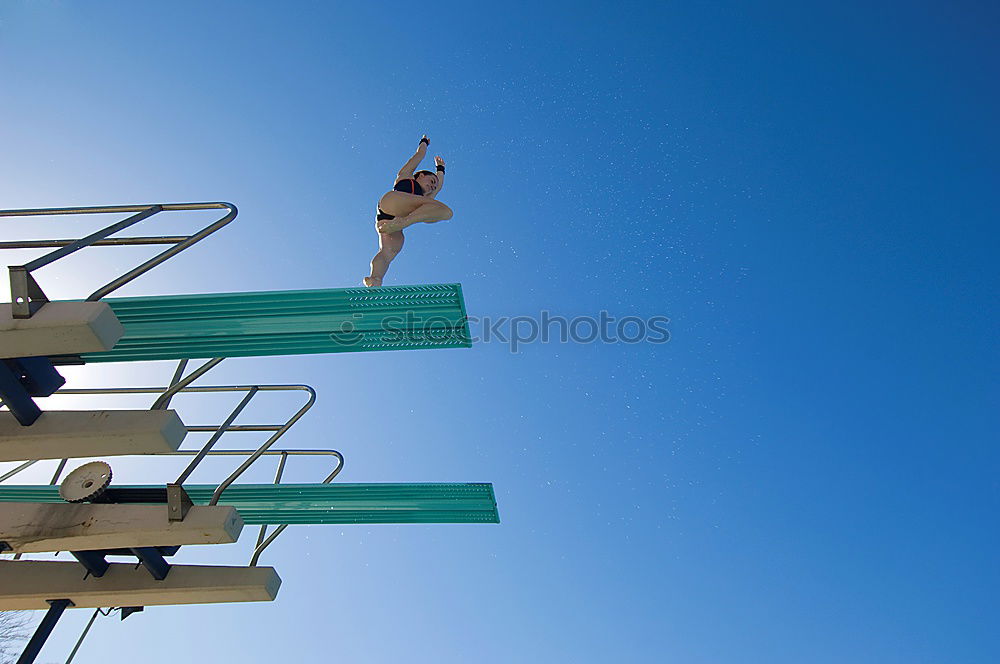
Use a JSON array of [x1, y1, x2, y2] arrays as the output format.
[[434, 155, 445, 168], [419, 134, 430, 147]]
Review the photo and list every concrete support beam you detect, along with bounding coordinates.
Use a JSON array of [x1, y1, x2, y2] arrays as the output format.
[[0, 301, 123, 359], [0, 559, 281, 609], [0, 410, 186, 462], [0, 503, 243, 553]]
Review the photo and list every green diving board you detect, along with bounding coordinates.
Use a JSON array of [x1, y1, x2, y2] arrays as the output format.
[[0, 483, 499, 525], [68, 283, 471, 363]]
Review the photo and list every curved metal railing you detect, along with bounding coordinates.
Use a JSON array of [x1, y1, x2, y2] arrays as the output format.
[[245, 449, 345, 566], [46, 382, 317, 488], [0, 202, 237, 318]]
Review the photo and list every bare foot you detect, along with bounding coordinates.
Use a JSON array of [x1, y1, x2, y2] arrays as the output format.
[[376, 217, 409, 233], [363, 275, 383, 288]]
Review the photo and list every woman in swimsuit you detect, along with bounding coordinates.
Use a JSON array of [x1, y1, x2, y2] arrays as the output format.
[[364, 135, 452, 287]]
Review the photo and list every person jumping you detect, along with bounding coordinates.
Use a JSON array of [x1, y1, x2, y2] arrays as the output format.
[[364, 135, 451, 287]]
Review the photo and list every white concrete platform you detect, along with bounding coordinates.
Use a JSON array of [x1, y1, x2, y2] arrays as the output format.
[[0, 503, 243, 553], [0, 409, 187, 462], [0, 559, 281, 609], [0, 301, 123, 358]]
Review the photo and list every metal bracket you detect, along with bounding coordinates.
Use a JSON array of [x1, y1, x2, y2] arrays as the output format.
[[166, 483, 194, 522], [129, 547, 171, 581], [0, 357, 65, 426], [0, 360, 42, 426], [120, 606, 144, 621], [71, 551, 110, 579], [9, 266, 50, 319]]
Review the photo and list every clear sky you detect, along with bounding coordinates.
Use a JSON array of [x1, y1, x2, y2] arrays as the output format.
[[1, 1, 998, 662]]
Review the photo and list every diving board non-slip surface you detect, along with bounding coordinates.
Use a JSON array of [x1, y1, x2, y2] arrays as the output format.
[[0, 483, 500, 525], [67, 283, 471, 363]]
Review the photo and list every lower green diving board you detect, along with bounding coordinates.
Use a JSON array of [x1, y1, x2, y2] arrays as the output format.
[[69, 283, 471, 362], [0, 483, 499, 525]]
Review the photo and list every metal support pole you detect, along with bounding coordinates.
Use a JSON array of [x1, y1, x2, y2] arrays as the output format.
[[156, 359, 189, 411], [149, 358, 225, 410], [63, 608, 100, 664], [21, 207, 162, 273], [253, 452, 289, 559], [49, 459, 69, 485], [174, 386, 258, 485], [17, 599, 74, 664]]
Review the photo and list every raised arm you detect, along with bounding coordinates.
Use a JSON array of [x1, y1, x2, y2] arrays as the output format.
[[396, 135, 430, 181], [427, 155, 446, 199]]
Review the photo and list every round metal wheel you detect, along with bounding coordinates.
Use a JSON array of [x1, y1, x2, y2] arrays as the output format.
[[59, 461, 113, 503]]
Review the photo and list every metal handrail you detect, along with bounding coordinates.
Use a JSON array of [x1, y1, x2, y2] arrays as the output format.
[[0, 460, 36, 483], [151, 358, 226, 411], [209, 387, 316, 505], [249, 449, 345, 566], [174, 387, 258, 486], [0, 202, 237, 318], [45, 383, 317, 486], [65, 607, 118, 664], [0, 449, 344, 484]]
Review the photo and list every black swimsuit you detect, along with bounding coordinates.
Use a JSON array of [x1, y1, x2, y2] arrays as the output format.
[[377, 178, 425, 221], [393, 178, 425, 196]]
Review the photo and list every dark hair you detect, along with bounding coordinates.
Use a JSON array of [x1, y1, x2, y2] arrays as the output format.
[[414, 170, 435, 179]]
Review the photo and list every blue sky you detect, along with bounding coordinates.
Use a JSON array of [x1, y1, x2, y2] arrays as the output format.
[[1, 1, 998, 662]]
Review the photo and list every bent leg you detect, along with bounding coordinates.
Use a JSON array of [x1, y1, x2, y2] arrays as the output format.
[[377, 191, 433, 217], [406, 201, 454, 224], [378, 200, 453, 233], [365, 231, 405, 287]]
